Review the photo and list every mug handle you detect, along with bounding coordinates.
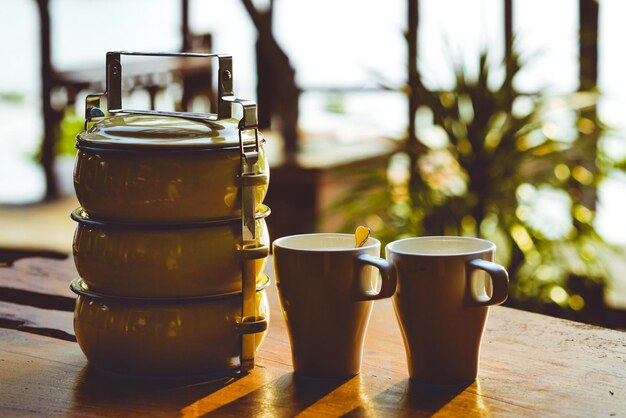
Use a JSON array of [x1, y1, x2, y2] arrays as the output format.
[[467, 258, 509, 306], [354, 254, 397, 301]]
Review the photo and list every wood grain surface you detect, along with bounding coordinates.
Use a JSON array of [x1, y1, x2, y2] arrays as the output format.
[[0, 256, 625, 417]]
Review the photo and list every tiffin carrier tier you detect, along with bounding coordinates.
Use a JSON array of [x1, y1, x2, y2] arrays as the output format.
[[70, 52, 270, 378]]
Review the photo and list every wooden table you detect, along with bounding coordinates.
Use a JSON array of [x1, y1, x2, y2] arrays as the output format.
[[1, 256, 625, 417]]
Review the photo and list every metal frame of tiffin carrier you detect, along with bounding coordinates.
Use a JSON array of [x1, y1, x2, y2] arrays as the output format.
[[82, 51, 270, 374]]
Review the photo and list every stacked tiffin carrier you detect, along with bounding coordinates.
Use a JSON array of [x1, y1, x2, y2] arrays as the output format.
[[69, 52, 270, 379]]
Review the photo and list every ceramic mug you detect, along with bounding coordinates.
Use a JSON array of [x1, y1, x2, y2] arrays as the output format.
[[273, 233, 397, 378], [386, 236, 509, 386]]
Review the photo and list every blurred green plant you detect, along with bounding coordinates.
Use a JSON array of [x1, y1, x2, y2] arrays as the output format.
[[0, 92, 24, 103], [57, 108, 84, 156], [337, 47, 625, 325], [34, 108, 83, 164], [325, 92, 346, 114]]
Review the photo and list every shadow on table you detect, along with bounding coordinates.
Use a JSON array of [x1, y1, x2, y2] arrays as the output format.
[[70, 366, 348, 416], [70, 365, 247, 415], [343, 379, 471, 416], [206, 372, 351, 416], [70, 364, 474, 416]]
